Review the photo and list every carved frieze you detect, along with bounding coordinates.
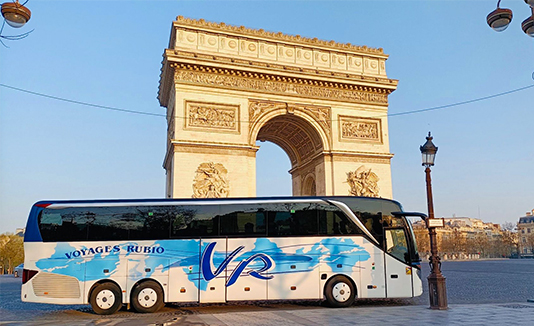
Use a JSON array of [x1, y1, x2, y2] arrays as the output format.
[[175, 67, 389, 105], [346, 166, 380, 197], [339, 116, 382, 142], [248, 101, 285, 123], [192, 162, 230, 198], [185, 101, 239, 133], [306, 106, 331, 133], [248, 99, 331, 136]]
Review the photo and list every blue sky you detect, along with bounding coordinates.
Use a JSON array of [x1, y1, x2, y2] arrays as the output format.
[[1, 0, 533, 233]]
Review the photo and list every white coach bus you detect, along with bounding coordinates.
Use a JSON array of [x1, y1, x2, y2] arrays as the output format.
[[21, 196, 423, 314]]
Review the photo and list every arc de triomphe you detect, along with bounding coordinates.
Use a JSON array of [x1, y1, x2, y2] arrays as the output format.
[[158, 17, 398, 199]]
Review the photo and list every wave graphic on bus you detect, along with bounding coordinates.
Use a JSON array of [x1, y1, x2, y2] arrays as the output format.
[[201, 242, 274, 286], [34, 237, 370, 290]]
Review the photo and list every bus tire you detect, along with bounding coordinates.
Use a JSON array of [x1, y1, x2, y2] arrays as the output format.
[[89, 282, 123, 315], [131, 280, 164, 313], [324, 275, 356, 308]]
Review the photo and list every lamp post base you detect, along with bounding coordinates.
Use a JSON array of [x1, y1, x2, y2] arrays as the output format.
[[428, 273, 448, 310]]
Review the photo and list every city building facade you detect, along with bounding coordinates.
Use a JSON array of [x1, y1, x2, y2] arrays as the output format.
[[518, 209, 534, 258]]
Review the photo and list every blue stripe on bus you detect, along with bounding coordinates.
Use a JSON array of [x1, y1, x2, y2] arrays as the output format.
[[24, 204, 44, 242]]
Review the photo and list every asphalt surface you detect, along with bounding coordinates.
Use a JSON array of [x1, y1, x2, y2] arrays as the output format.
[[2, 259, 534, 325]]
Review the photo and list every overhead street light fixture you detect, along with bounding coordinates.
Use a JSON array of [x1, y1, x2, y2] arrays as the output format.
[[1, 0, 31, 28], [487, 4, 513, 32], [0, 0, 33, 46], [487, 0, 534, 37], [522, 7, 534, 37]]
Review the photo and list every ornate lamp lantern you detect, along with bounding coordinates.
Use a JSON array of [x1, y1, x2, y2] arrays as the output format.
[[420, 132, 438, 167]]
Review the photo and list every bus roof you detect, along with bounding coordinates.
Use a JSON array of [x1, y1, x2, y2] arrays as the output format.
[[32, 196, 402, 207]]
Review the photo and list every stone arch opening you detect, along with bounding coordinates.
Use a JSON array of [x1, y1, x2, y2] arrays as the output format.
[[302, 174, 317, 196], [255, 114, 325, 196], [255, 141, 292, 196], [256, 114, 324, 168]]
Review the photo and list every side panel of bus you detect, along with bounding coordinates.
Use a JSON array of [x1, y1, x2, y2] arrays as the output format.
[[266, 237, 321, 300], [165, 239, 201, 303], [199, 239, 227, 303], [225, 239, 268, 301], [22, 243, 86, 305], [357, 244, 386, 298]]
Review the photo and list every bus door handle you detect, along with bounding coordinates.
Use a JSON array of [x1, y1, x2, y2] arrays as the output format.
[[390, 274, 398, 279]]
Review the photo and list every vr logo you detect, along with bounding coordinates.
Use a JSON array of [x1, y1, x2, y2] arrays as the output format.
[[201, 242, 274, 287]]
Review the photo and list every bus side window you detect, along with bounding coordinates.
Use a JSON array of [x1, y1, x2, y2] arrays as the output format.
[[358, 213, 384, 246], [291, 208, 318, 236], [266, 203, 318, 237], [171, 205, 219, 238], [319, 209, 363, 236], [219, 204, 266, 237], [385, 228, 409, 263]]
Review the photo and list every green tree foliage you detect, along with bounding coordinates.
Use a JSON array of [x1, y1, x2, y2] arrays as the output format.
[[0, 233, 24, 274]]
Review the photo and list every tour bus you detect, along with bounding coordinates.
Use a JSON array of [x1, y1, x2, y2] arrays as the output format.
[[21, 196, 423, 315]]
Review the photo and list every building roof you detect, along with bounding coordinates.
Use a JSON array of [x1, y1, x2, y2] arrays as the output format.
[[519, 216, 534, 224]]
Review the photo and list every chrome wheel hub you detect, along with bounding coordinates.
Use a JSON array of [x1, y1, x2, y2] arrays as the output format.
[[95, 289, 115, 309], [137, 288, 157, 308], [332, 282, 351, 302]]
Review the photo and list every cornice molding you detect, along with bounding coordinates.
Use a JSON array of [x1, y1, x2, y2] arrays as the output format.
[[170, 63, 391, 106], [171, 139, 259, 152], [328, 150, 394, 163], [173, 16, 385, 56], [168, 49, 398, 87]]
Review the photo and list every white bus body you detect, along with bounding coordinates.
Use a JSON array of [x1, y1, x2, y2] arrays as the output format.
[[22, 197, 423, 314]]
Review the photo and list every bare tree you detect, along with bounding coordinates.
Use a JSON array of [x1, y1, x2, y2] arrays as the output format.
[[467, 233, 490, 257], [413, 227, 429, 255], [501, 222, 517, 232]]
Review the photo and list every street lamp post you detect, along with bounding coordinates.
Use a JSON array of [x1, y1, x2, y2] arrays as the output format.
[[420, 132, 448, 310]]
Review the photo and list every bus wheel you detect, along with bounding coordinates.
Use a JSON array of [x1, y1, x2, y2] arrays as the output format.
[[324, 275, 356, 308], [131, 280, 164, 313], [89, 282, 122, 315]]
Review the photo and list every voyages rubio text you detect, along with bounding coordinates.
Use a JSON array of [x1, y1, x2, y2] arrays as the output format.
[[64, 245, 164, 259]]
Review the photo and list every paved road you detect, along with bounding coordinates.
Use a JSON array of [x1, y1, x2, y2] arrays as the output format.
[[2, 259, 534, 325], [414, 259, 534, 305]]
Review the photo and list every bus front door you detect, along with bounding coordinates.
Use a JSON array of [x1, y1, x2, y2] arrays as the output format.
[[384, 228, 413, 298]]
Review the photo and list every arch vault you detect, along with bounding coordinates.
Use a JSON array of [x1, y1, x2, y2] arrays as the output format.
[[158, 17, 397, 198]]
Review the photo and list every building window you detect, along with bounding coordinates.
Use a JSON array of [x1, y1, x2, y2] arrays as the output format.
[[522, 229, 525, 233], [528, 228, 531, 233]]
